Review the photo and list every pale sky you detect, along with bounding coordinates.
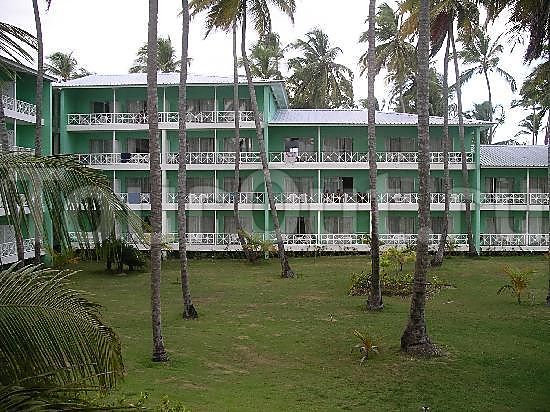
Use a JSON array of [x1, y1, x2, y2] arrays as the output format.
[[3, 0, 543, 144]]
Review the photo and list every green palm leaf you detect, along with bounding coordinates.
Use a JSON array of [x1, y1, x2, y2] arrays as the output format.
[[0, 264, 124, 391]]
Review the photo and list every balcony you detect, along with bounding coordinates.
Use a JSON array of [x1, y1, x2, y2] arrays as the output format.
[[480, 193, 549, 209], [76, 153, 150, 167], [165, 152, 260, 165], [66, 111, 259, 130], [0, 238, 36, 264], [165, 192, 265, 205], [2, 95, 36, 123]]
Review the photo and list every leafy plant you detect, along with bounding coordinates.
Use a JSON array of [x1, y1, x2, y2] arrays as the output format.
[[349, 271, 370, 296], [380, 247, 416, 273], [96, 238, 146, 273], [353, 330, 379, 363], [497, 266, 534, 304], [240, 230, 275, 263], [349, 271, 449, 298], [52, 249, 80, 268]]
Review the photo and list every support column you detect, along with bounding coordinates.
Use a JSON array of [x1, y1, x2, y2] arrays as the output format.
[[474, 129, 481, 253], [526, 168, 530, 236], [317, 126, 321, 161], [214, 86, 218, 122]]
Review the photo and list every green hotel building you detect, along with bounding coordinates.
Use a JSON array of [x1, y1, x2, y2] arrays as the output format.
[[1, 63, 548, 262]]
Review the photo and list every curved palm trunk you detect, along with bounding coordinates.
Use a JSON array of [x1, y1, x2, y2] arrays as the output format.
[[432, 31, 452, 267], [147, 0, 168, 362], [483, 69, 493, 143], [366, 0, 382, 311], [32, 0, 43, 264], [241, 9, 294, 278], [232, 21, 250, 259], [401, 0, 436, 355], [450, 28, 475, 256], [178, 0, 197, 320]]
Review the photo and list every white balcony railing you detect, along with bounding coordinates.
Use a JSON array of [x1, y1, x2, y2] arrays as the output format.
[[529, 193, 549, 205], [481, 234, 549, 248], [269, 151, 474, 164], [67, 111, 259, 126], [378, 192, 466, 204], [380, 233, 469, 246], [165, 192, 265, 204], [76, 152, 150, 165], [165, 152, 260, 165], [118, 192, 151, 204], [0, 238, 35, 259], [480, 193, 527, 205], [376, 151, 473, 163], [2, 94, 36, 117]]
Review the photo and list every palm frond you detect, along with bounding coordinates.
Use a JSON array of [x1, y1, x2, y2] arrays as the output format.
[[0, 264, 124, 390], [0, 22, 37, 64]]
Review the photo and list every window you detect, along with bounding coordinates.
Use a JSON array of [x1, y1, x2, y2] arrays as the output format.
[[286, 216, 315, 234], [187, 216, 215, 233], [430, 176, 452, 193], [127, 138, 149, 153], [485, 177, 515, 193], [187, 138, 214, 152], [485, 216, 521, 233], [223, 137, 253, 152], [92, 101, 111, 113], [224, 216, 253, 233], [528, 217, 549, 233], [385, 137, 416, 152], [187, 176, 214, 193], [324, 216, 353, 234], [223, 176, 252, 193], [429, 138, 444, 152], [323, 177, 354, 193], [387, 216, 416, 233], [126, 100, 147, 113], [284, 176, 314, 194], [89, 139, 113, 153], [187, 99, 215, 113], [126, 177, 150, 193], [388, 177, 415, 193], [223, 98, 252, 111], [284, 138, 315, 153], [431, 217, 453, 233], [322, 137, 353, 152], [529, 177, 548, 193]]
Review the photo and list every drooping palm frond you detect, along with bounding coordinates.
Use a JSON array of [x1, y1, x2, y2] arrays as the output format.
[[0, 264, 124, 391], [0, 152, 148, 257], [0, 22, 37, 64]]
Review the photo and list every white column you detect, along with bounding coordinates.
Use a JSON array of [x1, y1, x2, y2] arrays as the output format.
[[13, 119, 17, 147], [163, 87, 166, 112], [317, 126, 321, 160], [317, 210, 321, 237], [214, 128, 217, 153], [214, 86, 218, 122], [526, 168, 530, 235], [161, 130, 168, 164], [112, 88, 116, 153]]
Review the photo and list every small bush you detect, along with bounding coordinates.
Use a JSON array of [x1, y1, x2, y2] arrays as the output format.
[[349, 271, 449, 298], [353, 330, 379, 363], [497, 266, 534, 304]]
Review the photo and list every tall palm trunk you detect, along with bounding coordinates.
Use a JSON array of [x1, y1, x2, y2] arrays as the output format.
[[401, 0, 436, 355], [178, 0, 197, 320], [240, 7, 294, 278], [546, 118, 549, 307], [450, 28, 475, 256], [432, 30, 451, 267], [232, 21, 250, 259], [147, 0, 168, 362], [366, 0, 382, 311], [483, 69, 493, 143], [0, 86, 9, 151], [32, 0, 43, 263]]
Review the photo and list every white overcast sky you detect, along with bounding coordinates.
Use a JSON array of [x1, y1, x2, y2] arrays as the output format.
[[3, 0, 542, 143]]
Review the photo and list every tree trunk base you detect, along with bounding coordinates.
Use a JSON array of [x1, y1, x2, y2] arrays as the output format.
[[152, 349, 169, 362], [401, 341, 444, 358], [431, 256, 443, 267], [183, 304, 198, 319], [366, 301, 384, 311], [281, 268, 295, 279]]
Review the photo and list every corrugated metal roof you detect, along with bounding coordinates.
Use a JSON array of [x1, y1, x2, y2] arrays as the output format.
[[0, 55, 56, 81], [270, 109, 490, 126], [53, 72, 280, 87], [480, 145, 549, 168]]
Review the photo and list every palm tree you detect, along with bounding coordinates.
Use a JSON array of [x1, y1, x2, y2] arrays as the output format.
[[0, 264, 124, 409], [402, 0, 479, 256], [515, 110, 544, 145], [398, 67, 449, 116], [464, 101, 504, 144], [287, 28, 354, 109], [247, 31, 284, 80], [46, 51, 90, 81], [366, 0, 382, 311], [178, 0, 198, 319], [147, 0, 168, 362], [32, 0, 45, 264], [455, 28, 516, 143], [432, 32, 451, 267], [190, 0, 296, 278], [400, 0, 437, 355], [359, 2, 416, 113], [130, 36, 184, 73]]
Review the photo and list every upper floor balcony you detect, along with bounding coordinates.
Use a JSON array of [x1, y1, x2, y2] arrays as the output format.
[[2, 94, 36, 124], [480, 192, 549, 209], [66, 111, 259, 131]]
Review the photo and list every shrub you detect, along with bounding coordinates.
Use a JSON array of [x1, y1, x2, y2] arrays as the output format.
[[96, 238, 146, 273], [349, 271, 449, 298], [240, 230, 275, 263], [52, 249, 80, 268], [349, 271, 370, 296], [497, 266, 534, 304], [380, 247, 416, 273]]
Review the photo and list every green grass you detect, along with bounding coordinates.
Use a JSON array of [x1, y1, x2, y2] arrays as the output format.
[[68, 255, 550, 411]]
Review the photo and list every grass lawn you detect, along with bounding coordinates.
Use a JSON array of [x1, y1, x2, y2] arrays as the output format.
[[68, 254, 550, 411]]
